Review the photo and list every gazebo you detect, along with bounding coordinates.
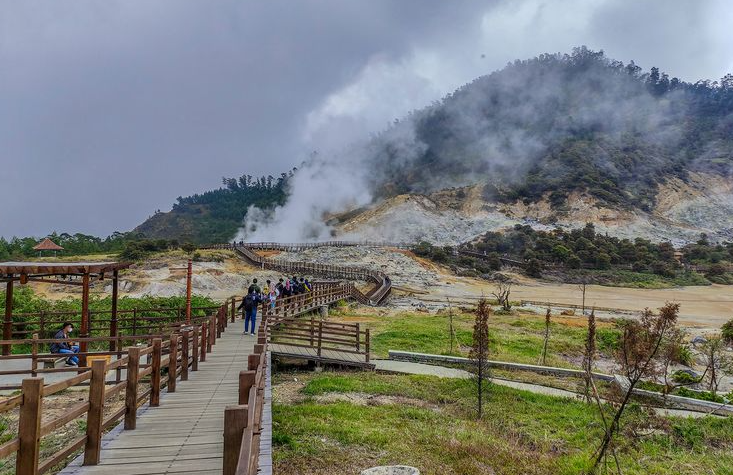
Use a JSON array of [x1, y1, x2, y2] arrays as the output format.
[[1, 261, 131, 361], [33, 238, 64, 257]]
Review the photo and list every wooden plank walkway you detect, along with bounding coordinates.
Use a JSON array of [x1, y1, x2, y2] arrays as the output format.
[[60, 320, 258, 475], [269, 342, 374, 369]]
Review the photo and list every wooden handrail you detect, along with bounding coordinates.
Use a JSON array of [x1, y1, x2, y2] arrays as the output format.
[[224, 339, 267, 475], [1, 301, 232, 475]]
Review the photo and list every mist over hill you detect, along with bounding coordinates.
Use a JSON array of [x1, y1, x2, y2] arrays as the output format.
[[138, 47, 733, 244]]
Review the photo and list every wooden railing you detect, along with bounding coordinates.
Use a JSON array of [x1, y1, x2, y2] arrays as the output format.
[[268, 314, 370, 364], [259, 281, 353, 319], [223, 323, 268, 475], [203, 242, 392, 305], [0, 302, 233, 475], [0, 301, 235, 386], [2, 304, 222, 358]]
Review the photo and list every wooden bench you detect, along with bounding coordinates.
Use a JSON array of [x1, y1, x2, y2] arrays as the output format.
[[38, 356, 68, 368]]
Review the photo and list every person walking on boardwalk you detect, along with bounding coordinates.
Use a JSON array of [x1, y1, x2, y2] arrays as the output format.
[[248, 278, 262, 295], [238, 285, 261, 335], [266, 279, 277, 310]]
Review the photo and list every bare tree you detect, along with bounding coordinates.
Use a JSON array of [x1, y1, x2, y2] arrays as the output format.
[[659, 327, 689, 403], [699, 336, 732, 396], [591, 303, 680, 473], [578, 280, 588, 316], [447, 297, 456, 355], [541, 306, 551, 366], [582, 308, 596, 402], [470, 298, 492, 418], [492, 282, 512, 312]]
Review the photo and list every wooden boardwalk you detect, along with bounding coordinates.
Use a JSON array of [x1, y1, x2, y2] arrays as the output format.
[[269, 342, 374, 368], [60, 320, 257, 475]]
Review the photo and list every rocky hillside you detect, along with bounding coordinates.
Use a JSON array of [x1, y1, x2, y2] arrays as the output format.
[[334, 172, 733, 245], [136, 47, 733, 245]]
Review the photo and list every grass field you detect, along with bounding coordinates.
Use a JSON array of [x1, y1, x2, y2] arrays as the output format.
[[273, 371, 733, 475], [333, 308, 620, 369]]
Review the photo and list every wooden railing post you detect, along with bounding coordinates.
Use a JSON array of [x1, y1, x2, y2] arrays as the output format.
[[84, 359, 107, 465], [31, 333, 38, 378], [16, 378, 43, 475], [223, 405, 249, 475], [124, 346, 141, 430], [309, 316, 314, 346], [231, 297, 236, 323], [317, 320, 323, 357], [181, 330, 189, 381], [200, 323, 207, 362], [168, 334, 179, 393], [151, 338, 162, 407], [355, 324, 360, 352], [209, 316, 216, 347], [365, 329, 370, 363], [239, 370, 255, 405], [191, 327, 199, 371], [248, 354, 259, 371]]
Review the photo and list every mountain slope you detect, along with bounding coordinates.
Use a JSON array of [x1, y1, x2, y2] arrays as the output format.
[[136, 47, 733, 244], [364, 47, 733, 212]]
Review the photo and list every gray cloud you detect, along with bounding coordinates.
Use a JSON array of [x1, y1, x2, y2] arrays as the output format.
[[1, 0, 731, 238]]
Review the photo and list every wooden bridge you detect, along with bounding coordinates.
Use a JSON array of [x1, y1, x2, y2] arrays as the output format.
[[1, 241, 389, 474], [205, 241, 393, 305]]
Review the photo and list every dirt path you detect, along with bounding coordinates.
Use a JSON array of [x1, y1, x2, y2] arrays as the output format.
[[436, 276, 733, 330]]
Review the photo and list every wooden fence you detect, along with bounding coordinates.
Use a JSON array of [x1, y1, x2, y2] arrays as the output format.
[[0, 301, 235, 386], [202, 242, 392, 305], [0, 302, 232, 474], [223, 322, 268, 475]]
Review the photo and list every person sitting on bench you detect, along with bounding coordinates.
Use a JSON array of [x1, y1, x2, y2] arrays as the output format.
[[50, 322, 80, 366]]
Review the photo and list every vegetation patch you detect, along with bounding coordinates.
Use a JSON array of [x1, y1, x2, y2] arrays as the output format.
[[273, 371, 733, 475]]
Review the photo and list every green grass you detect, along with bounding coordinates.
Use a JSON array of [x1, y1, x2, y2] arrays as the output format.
[[358, 310, 620, 369], [274, 372, 733, 475]]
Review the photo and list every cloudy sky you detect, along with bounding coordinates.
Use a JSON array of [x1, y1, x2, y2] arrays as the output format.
[[1, 0, 731, 238]]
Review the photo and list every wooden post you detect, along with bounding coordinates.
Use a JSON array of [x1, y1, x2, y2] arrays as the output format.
[[84, 359, 107, 465], [31, 333, 38, 378], [209, 316, 215, 348], [150, 338, 162, 407], [200, 323, 207, 362], [168, 334, 178, 393], [356, 323, 360, 352], [181, 331, 189, 381], [223, 405, 249, 475], [230, 297, 236, 323], [125, 347, 141, 430], [239, 370, 255, 405], [248, 354, 259, 371], [16, 378, 43, 475], [185, 260, 192, 325], [3, 280, 12, 356], [317, 320, 323, 357], [309, 316, 314, 346], [191, 327, 199, 371], [109, 270, 119, 353], [365, 329, 370, 363], [80, 273, 90, 367]]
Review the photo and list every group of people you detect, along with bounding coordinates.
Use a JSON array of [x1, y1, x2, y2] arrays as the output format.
[[237, 276, 313, 335]]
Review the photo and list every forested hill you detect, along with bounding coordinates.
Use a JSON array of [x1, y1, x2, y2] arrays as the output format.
[[366, 47, 733, 211], [133, 171, 293, 243]]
